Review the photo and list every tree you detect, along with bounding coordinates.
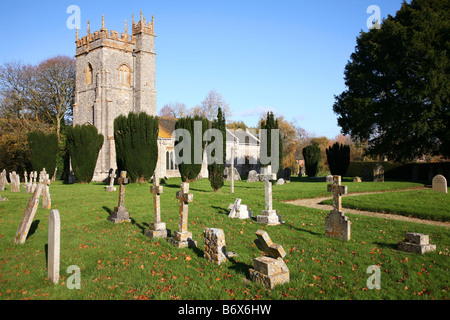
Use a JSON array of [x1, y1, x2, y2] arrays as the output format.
[[175, 116, 209, 182], [28, 131, 58, 178], [208, 107, 226, 192], [326, 142, 351, 176], [333, 0, 450, 161], [302, 143, 321, 177], [159, 102, 188, 118], [114, 112, 159, 183], [192, 90, 232, 121], [66, 124, 104, 183], [260, 111, 282, 173]]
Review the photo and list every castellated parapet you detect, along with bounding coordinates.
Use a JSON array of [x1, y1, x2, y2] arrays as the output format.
[[73, 12, 157, 182]]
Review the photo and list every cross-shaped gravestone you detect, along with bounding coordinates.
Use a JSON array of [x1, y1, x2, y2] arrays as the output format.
[[24, 171, 28, 186], [228, 198, 252, 219], [169, 182, 196, 248], [14, 183, 44, 244], [105, 172, 117, 192], [42, 174, 51, 209], [254, 230, 286, 259], [145, 174, 167, 239], [325, 175, 351, 241], [256, 165, 282, 225], [107, 171, 131, 223]]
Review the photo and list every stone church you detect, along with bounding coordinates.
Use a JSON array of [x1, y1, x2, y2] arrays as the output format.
[[73, 13, 260, 182]]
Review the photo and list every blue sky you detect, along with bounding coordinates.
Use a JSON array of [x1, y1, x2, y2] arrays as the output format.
[[0, 0, 406, 138]]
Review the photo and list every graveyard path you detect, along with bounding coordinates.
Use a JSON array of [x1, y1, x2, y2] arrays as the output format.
[[284, 188, 450, 228]]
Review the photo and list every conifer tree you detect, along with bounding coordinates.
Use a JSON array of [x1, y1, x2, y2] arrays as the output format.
[[326, 142, 350, 176], [302, 142, 321, 177], [208, 107, 226, 191], [28, 131, 58, 178]]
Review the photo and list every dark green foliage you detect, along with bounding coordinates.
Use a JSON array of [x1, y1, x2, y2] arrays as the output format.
[[114, 112, 159, 183], [208, 107, 226, 191], [27, 131, 58, 178], [260, 111, 282, 173], [326, 142, 351, 176], [175, 116, 209, 182], [65, 124, 104, 183], [302, 143, 321, 177], [333, 0, 450, 160]]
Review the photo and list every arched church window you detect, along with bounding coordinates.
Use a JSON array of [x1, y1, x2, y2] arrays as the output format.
[[118, 64, 131, 86], [166, 151, 170, 170], [170, 151, 174, 170], [85, 63, 93, 85]]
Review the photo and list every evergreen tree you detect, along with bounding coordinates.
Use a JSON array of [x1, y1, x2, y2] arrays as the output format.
[[208, 107, 226, 191], [302, 142, 321, 177], [65, 124, 104, 183], [27, 131, 58, 178], [326, 142, 351, 176], [114, 112, 159, 183], [260, 111, 283, 173]]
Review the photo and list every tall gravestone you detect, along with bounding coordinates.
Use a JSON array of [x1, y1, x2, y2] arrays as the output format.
[[42, 174, 51, 209], [145, 174, 168, 239], [47, 209, 60, 284], [10, 171, 20, 193], [169, 182, 197, 248], [14, 183, 43, 244], [373, 163, 384, 182], [0, 169, 8, 191], [256, 165, 282, 225], [203, 228, 227, 265], [107, 171, 131, 223], [432, 174, 447, 194], [325, 175, 351, 241]]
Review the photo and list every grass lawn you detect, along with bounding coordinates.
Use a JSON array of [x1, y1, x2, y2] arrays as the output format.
[[0, 178, 448, 300], [321, 189, 450, 222]]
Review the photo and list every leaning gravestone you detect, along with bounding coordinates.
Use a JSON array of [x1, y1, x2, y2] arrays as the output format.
[[373, 163, 384, 182], [432, 174, 447, 194], [145, 174, 168, 239], [47, 209, 60, 284], [325, 175, 351, 241], [203, 228, 227, 265], [256, 165, 282, 225], [228, 198, 252, 219], [249, 230, 289, 289], [398, 232, 436, 254], [107, 171, 131, 223], [14, 183, 43, 244], [169, 182, 197, 248]]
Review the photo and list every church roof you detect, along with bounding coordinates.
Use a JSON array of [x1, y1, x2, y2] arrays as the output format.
[[158, 116, 176, 139]]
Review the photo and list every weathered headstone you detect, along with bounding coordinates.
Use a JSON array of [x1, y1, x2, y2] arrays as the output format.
[[169, 182, 197, 248], [224, 167, 241, 181], [10, 171, 20, 193], [145, 174, 168, 239], [47, 209, 60, 284], [398, 232, 436, 254], [432, 174, 447, 194], [353, 176, 362, 182], [325, 175, 351, 241], [105, 172, 117, 192], [247, 170, 259, 183], [203, 228, 227, 265], [107, 171, 131, 223], [373, 163, 384, 182], [14, 183, 43, 244], [23, 171, 28, 188], [326, 175, 334, 183], [276, 178, 285, 185], [279, 167, 292, 182], [249, 230, 289, 289], [0, 169, 8, 191], [42, 174, 51, 209], [228, 198, 252, 219], [256, 165, 282, 225]]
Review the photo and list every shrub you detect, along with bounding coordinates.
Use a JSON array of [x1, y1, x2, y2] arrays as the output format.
[[114, 112, 159, 183], [326, 142, 350, 176], [302, 143, 321, 177], [65, 124, 104, 183], [208, 107, 226, 191], [27, 131, 58, 178]]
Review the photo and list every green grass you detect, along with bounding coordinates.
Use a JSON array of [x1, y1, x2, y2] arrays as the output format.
[[0, 178, 448, 300], [321, 189, 450, 222]]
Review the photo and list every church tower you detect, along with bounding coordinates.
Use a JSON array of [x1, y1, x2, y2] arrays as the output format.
[[73, 12, 157, 181]]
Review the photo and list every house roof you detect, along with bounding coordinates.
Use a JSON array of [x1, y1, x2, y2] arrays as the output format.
[[226, 129, 259, 145]]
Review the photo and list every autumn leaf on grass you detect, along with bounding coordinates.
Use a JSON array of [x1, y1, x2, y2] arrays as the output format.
[[185, 255, 192, 261], [313, 275, 321, 281]]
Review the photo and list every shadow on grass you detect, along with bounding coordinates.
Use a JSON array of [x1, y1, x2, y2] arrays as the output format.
[[227, 257, 252, 278], [212, 205, 229, 216], [374, 241, 398, 251], [26, 220, 40, 240]]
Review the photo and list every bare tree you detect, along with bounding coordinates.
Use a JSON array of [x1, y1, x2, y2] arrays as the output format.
[[192, 89, 232, 121], [159, 101, 188, 118]]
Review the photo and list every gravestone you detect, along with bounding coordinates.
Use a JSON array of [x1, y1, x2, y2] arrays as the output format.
[[42, 174, 51, 209], [107, 171, 131, 223], [30, 171, 38, 193], [326, 175, 334, 183], [105, 172, 117, 192], [373, 163, 384, 182], [432, 174, 447, 194], [398, 232, 436, 254], [276, 178, 285, 185], [249, 230, 289, 289], [325, 175, 351, 241], [228, 198, 252, 219], [10, 171, 20, 193], [47, 209, 60, 284], [14, 183, 43, 244], [353, 176, 362, 182], [203, 228, 227, 265], [256, 165, 282, 225], [23, 171, 28, 188], [145, 174, 168, 239], [169, 182, 197, 248], [247, 170, 259, 183], [279, 167, 292, 182], [224, 167, 241, 181], [0, 169, 8, 191]]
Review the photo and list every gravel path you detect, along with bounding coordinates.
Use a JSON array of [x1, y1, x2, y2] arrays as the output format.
[[284, 188, 450, 228]]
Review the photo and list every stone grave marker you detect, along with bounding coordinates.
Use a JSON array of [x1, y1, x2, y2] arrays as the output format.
[[353, 176, 362, 182], [10, 171, 20, 192], [145, 174, 168, 239], [398, 232, 436, 254], [276, 178, 285, 185], [256, 165, 282, 225], [247, 170, 259, 182], [325, 175, 351, 241], [14, 183, 43, 244], [23, 171, 28, 188], [105, 172, 117, 192], [249, 230, 289, 289], [42, 174, 51, 209], [0, 169, 8, 191], [47, 209, 60, 284], [432, 174, 447, 194], [326, 175, 334, 183], [107, 171, 131, 223], [228, 198, 252, 219], [203, 228, 227, 265], [373, 163, 384, 182], [169, 182, 197, 248]]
